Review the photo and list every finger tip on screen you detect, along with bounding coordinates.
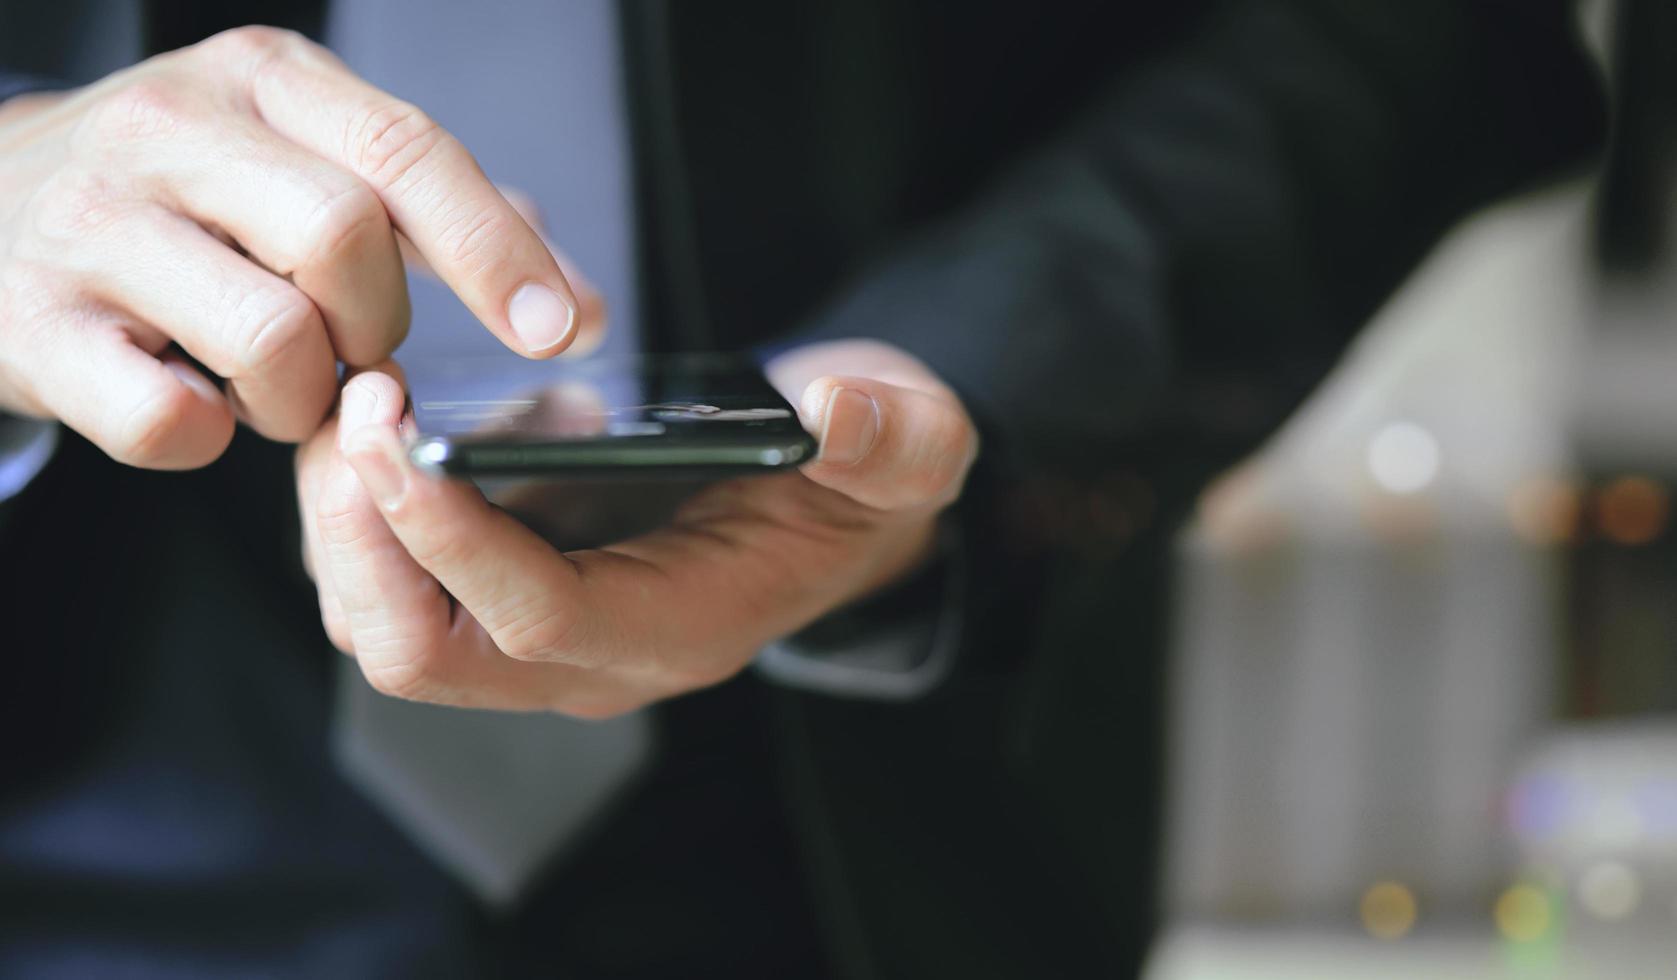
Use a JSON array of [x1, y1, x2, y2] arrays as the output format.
[[506, 282, 580, 358]]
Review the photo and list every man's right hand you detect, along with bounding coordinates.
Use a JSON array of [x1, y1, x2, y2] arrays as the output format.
[[0, 26, 585, 468]]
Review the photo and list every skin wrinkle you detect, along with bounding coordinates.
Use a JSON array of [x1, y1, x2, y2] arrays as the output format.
[[431, 201, 513, 281], [485, 588, 590, 667], [292, 181, 386, 276], [348, 102, 440, 187], [307, 345, 973, 716], [0, 26, 579, 466], [2, 23, 974, 714]]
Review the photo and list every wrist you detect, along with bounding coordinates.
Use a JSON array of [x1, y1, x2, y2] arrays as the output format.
[[757, 514, 965, 700]]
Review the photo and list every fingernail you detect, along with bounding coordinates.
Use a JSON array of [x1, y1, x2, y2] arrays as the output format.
[[819, 387, 879, 465], [164, 361, 221, 403], [507, 282, 577, 354], [351, 438, 408, 510], [337, 383, 376, 451]]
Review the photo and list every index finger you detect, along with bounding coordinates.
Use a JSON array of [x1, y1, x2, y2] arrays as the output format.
[[221, 30, 581, 357]]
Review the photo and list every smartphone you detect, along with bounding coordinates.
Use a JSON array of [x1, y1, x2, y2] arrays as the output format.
[[403, 352, 817, 478]]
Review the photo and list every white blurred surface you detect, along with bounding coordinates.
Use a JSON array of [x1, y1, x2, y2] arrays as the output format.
[[1145, 925, 1670, 980], [1165, 180, 1594, 924]]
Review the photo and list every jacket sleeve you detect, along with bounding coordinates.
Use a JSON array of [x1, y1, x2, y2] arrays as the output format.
[[788, 0, 1603, 475], [0, 71, 63, 104], [759, 0, 1604, 695], [0, 74, 66, 519]]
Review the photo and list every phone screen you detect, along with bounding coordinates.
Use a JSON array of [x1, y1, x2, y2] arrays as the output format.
[[403, 353, 815, 476]]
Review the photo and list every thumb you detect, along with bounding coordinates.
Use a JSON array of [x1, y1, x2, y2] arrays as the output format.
[[797, 375, 977, 511]]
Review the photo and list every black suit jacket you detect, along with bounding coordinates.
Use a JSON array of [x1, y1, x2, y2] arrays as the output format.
[[0, 2, 1602, 976]]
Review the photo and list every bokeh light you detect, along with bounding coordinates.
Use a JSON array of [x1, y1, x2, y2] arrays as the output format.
[[1493, 883, 1554, 943], [1506, 476, 1582, 546], [1577, 860, 1640, 921], [1359, 880, 1418, 940], [1366, 422, 1441, 494], [1506, 775, 1571, 840], [1587, 797, 1645, 850], [1595, 475, 1669, 545], [1196, 463, 1292, 555]]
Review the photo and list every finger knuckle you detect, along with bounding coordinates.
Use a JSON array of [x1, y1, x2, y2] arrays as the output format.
[[349, 100, 449, 188], [197, 25, 304, 67], [29, 167, 136, 240], [492, 605, 584, 664], [229, 286, 322, 377], [361, 661, 437, 703], [84, 78, 196, 143], [295, 180, 387, 272]]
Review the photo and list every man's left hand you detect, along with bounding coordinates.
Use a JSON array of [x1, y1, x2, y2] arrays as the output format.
[[294, 339, 977, 715]]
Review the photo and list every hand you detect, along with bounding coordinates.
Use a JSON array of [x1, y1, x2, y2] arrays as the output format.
[[296, 339, 978, 715], [0, 27, 587, 468]]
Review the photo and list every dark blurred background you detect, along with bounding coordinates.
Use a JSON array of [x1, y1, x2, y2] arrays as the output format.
[[1156, 2, 1677, 974], [6, 0, 1677, 976]]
